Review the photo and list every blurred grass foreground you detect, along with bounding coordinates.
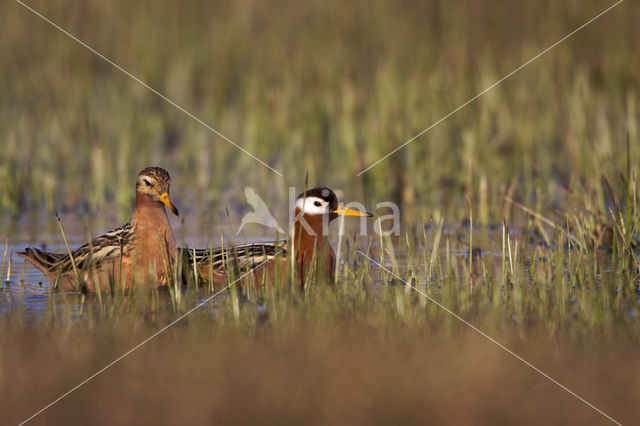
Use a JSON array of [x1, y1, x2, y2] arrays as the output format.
[[1, 0, 640, 424]]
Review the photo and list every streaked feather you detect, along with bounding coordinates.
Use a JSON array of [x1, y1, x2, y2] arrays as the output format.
[[18, 221, 135, 274], [182, 240, 288, 273]]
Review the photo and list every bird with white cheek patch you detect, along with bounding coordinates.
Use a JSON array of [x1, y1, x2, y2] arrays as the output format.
[[185, 187, 372, 290]]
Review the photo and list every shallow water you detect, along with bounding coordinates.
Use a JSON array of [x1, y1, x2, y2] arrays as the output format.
[[0, 212, 382, 319], [4, 212, 637, 321], [0, 211, 259, 318]]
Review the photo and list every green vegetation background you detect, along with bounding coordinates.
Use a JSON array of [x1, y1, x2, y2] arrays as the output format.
[[2, 0, 637, 224]]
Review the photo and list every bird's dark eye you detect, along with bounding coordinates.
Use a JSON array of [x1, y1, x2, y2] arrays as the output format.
[[314, 201, 322, 207], [143, 178, 153, 187]]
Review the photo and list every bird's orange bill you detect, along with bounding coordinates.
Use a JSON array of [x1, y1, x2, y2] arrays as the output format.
[[159, 192, 179, 216], [334, 205, 373, 217]]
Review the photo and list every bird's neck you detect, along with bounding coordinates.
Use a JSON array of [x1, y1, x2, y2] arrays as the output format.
[[293, 209, 335, 282], [129, 190, 178, 284], [132, 192, 175, 247], [133, 192, 168, 223]]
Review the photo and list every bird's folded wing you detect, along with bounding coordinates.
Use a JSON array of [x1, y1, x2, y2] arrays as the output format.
[[181, 240, 288, 272], [18, 221, 135, 274]]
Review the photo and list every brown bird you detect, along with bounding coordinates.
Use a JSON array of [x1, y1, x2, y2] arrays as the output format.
[[185, 187, 372, 290], [19, 167, 180, 293]]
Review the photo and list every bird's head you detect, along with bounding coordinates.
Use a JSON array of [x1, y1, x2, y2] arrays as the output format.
[[295, 187, 372, 222], [135, 167, 179, 216]]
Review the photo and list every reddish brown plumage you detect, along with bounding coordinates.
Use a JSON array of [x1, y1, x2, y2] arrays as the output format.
[[246, 208, 336, 290], [18, 167, 179, 292], [292, 209, 336, 285]]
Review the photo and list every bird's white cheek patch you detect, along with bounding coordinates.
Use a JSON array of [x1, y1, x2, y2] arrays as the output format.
[[296, 197, 329, 215]]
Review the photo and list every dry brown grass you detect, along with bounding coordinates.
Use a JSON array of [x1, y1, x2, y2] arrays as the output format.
[[2, 320, 638, 425]]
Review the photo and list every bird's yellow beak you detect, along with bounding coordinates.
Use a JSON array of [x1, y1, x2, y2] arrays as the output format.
[[333, 205, 373, 217], [158, 192, 179, 216]]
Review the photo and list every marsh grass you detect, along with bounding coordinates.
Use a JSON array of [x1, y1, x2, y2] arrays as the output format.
[[12, 171, 638, 341]]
